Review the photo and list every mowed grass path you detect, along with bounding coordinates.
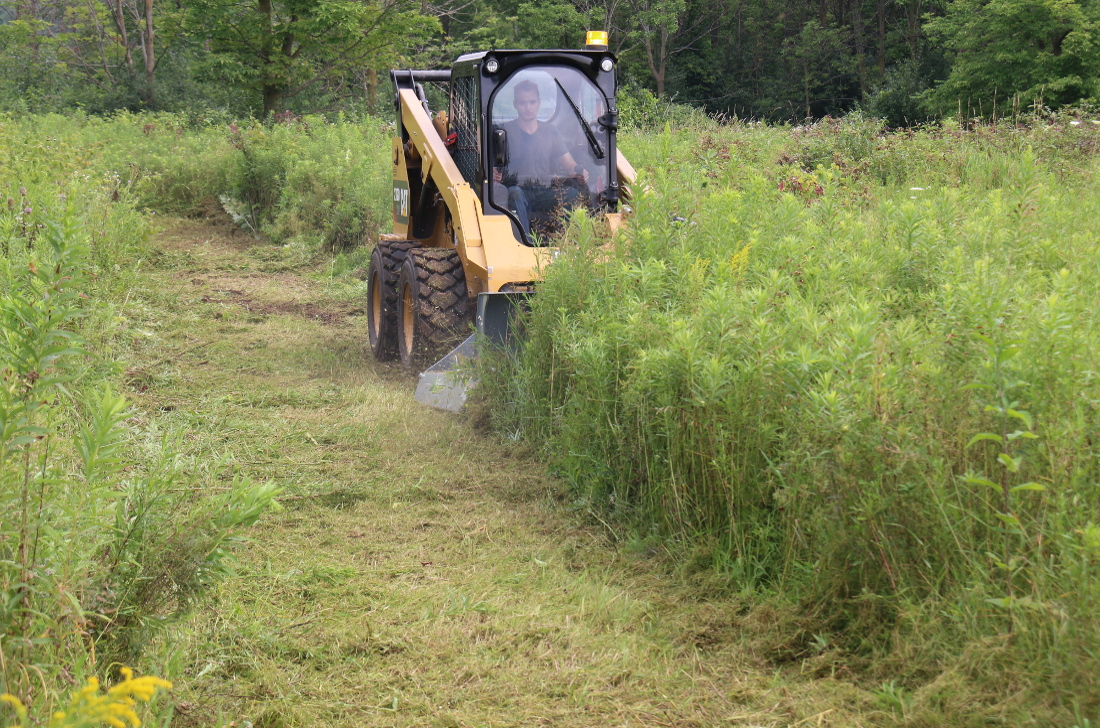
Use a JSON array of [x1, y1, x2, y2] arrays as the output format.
[[129, 215, 883, 728]]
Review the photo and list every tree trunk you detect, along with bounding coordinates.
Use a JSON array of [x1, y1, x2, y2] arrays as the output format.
[[104, 0, 134, 69], [142, 0, 155, 106], [263, 86, 282, 117], [657, 25, 668, 98], [258, 0, 277, 116], [366, 68, 378, 113], [853, 0, 865, 97], [1051, 29, 1068, 56], [876, 0, 886, 74], [642, 31, 666, 98], [905, 0, 921, 60]]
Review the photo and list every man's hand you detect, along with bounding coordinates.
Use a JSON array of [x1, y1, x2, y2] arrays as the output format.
[[493, 168, 503, 183], [562, 154, 588, 185]]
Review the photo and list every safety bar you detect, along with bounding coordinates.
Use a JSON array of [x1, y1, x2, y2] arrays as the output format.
[[390, 69, 451, 89]]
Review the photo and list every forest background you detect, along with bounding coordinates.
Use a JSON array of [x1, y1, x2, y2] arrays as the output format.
[[1, 0, 1099, 123]]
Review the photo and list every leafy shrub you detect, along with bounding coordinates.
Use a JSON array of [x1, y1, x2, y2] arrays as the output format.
[[788, 111, 885, 169], [618, 82, 716, 132], [228, 114, 393, 251], [862, 60, 934, 128]]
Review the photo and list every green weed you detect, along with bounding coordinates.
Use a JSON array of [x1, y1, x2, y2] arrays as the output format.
[[0, 116, 277, 721], [483, 112, 1100, 717]]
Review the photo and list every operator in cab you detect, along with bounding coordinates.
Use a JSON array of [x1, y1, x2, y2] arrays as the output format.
[[493, 79, 589, 238]]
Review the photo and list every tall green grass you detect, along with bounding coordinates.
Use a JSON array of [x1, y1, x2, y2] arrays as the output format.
[[224, 114, 393, 252], [0, 114, 277, 720], [483, 114, 1100, 714], [8, 107, 1099, 720], [0, 111, 394, 255]]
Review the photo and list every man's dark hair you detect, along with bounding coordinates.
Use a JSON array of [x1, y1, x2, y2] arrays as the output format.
[[514, 79, 540, 99]]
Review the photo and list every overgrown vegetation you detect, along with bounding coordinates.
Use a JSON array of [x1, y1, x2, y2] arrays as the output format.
[[5, 109, 1100, 725], [3, 668, 171, 727], [477, 112, 1100, 720], [0, 114, 276, 722]]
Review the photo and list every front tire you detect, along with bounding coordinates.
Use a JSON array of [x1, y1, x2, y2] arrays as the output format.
[[396, 247, 470, 369], [366, 241, 416, 361]]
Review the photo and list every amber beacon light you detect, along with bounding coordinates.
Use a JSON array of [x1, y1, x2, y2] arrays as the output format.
[[585, 30, 609, 50]]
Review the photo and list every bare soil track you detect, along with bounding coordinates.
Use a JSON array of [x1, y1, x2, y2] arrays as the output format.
[[129, 215, 885, 728]]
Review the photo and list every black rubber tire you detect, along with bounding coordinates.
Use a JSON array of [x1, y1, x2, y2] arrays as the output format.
[[396, 247, 470, 369], [366, 240, 417, 361]]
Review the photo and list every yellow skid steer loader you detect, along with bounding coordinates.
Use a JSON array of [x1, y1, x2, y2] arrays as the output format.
[[366, 32, 637, 410]]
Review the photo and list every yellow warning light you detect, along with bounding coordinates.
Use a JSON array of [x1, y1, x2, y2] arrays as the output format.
[[585, 30, 609, 50]]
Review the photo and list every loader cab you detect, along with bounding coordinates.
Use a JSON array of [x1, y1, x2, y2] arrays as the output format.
[[450, 49, 621, 246], [374, 38, 636, 389]]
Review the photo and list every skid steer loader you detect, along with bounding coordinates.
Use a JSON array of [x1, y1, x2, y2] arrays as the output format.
[[366, 31, 637, 410]]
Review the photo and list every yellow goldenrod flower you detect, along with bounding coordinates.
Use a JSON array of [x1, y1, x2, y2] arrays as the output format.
[[2, 669, 170, 728], [1, 694, 28, 726], [729, 240, 753, 278]]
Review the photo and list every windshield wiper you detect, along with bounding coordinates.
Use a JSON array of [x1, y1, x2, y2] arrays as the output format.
[[555, 79, 605, 160]]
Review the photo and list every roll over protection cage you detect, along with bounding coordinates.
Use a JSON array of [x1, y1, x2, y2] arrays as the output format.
[[391, 69, 451, 121]]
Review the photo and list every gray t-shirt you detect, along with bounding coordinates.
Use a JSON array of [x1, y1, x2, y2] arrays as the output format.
[[502, 121, 567, 187]]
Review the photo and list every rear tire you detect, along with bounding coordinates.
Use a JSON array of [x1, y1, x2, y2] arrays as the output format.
[[366, 241, 416, 361], [396, 247, 470, 369]]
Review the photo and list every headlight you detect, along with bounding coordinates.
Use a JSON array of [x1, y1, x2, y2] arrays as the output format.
[[484, 58, 500, 74], [600, 57, 614, 73]]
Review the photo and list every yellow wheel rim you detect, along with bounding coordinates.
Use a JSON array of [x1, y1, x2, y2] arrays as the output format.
[[401, 282, 414, 356], [370, 271, 382, 338]]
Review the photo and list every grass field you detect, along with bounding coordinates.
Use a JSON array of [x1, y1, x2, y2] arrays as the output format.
[[125, 214, 896, 728], [2, 109, 1099, 726]]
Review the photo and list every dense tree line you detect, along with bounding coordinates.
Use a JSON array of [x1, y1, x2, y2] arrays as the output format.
[[0, 0, 1097, 121]]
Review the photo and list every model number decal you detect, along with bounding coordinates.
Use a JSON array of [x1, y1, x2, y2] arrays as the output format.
[[393, 182, 410, 225]]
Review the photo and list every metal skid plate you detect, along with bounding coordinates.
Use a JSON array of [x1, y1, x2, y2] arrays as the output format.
[[414, 334, 478, 412]]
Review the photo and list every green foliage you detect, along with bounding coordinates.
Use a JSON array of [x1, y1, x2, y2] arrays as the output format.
[[1, 0, 1095, 123], [0, 114, 278, 720], [617, 83, 714, 130], [226, 115, 394, 250], [863, 60, 935, 127], [481, 115, 1100, 709], [184, 0, 438, 116], [516, 1, 587, 49], [872, 680, 913, 716], [925, 0, 1100, 115], [788, 112, 884, 169], [780, 20, 856, 120], [0, 111, 393, 252]]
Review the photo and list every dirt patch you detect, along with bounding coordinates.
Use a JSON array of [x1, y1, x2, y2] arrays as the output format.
[[202, 273, 327, 302], [194, 284, 364, 325], [237, 297, 364, 325]]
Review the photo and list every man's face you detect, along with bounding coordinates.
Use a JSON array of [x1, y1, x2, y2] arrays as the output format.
[[513, 89, 540, 122]]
